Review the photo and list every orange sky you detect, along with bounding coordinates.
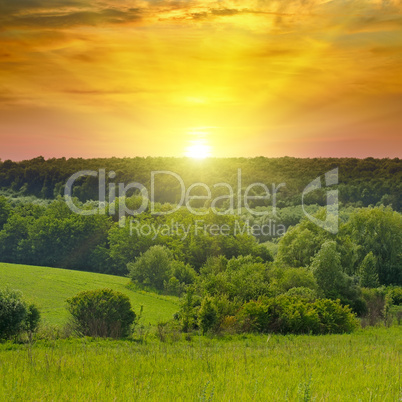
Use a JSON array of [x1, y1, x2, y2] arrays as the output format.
[[0, 0, 401, 160]]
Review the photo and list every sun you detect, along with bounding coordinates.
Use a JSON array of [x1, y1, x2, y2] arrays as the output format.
[[185, 144, 211, 159]]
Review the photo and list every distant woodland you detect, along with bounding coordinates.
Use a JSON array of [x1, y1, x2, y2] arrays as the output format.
[[0, 157, 400, 210]]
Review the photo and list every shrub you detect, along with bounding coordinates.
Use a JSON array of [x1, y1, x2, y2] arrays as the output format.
[[164, 277, 184, 296], [176, 290, 202, 332], [198, 297, 219, 335], [23, 304, 41, 340], [284, 287, 317, 302], [198, 255, 271, 302], [360, 287, 386, 327], [67, 289, 136, 338], [164, 261, 197, 296], [155, 321, 182, 343], [219, 316, 238, 335], [386, 287, 402, 306], [170, 260, 197, 285], [275, 267, 318, 294], [236, 296, 358, 335], [385, 287, 402, 325], [313, 298, 358, 334], [235, 299, 268, 333], [0, 288, 40, 340]]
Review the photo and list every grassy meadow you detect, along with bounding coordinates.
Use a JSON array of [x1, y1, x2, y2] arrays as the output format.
[[0, 327, 400, 401], [0, 263, 401, 401], [0, 263, 179, 326]]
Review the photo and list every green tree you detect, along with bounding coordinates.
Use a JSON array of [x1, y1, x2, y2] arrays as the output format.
[[0, 288, 40, 341], [0, 214, 32, 264], [170, 260, 197, 285], [198, 255, 271, 302], [310, 241, 346, 299], [178, 290, 200, 332], [344, 207, 402, 285], [108, 219, 155, 275], [359, 252, 379, 288], [276, 210, 331, 268], [198, 297, 218, 334], [0, 196, 11, 230], [128, 245, 173, 290]]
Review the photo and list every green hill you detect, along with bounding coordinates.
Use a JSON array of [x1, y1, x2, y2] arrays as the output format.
[[0, 263, 179, 326]]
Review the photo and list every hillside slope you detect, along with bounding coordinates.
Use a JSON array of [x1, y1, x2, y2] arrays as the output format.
[[0, 263, 179, 326]]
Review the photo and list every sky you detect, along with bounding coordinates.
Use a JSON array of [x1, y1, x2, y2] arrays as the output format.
[[0, 0, 401, 160]]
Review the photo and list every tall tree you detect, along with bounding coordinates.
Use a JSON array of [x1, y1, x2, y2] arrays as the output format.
[[359, 252, 379, 288]]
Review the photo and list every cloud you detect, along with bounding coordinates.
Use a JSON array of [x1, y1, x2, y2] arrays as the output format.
[[210, 8, 241, 16], [0, 0, 84, 15], [62, 88, 146, 95], [348, 15, 402, 33], [0, 0, 146, 30], [0, 0, 321, 29], [0, 7, 143, 29]]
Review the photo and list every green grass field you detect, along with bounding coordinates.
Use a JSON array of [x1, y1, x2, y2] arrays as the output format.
[[0, 263, 401, 400], [0, 327, 400, 401], [0, 263, 179, 326]]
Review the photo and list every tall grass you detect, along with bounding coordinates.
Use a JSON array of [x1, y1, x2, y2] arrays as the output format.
[[0, 326, 400, 401]]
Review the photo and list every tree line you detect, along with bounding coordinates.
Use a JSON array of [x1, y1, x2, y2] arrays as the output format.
[[0, 156, 400, 210]]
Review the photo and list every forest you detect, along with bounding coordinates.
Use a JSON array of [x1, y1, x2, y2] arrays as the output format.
[[0, 156, 400, 210], [0, 157, 401, 336]]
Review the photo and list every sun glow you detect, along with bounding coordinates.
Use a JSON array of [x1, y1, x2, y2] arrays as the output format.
[[185, 143, 211, 159], [184, 127, 213, 159]]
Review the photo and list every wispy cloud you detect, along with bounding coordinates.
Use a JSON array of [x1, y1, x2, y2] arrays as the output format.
[[0, 0, 401, 159], [0, 4, 143, 29]]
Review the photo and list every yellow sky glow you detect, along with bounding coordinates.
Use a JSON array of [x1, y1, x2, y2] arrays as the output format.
[[0, 0, 401, 159]]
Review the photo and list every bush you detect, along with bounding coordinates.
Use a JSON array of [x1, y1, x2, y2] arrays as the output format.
[[385, 287, 402, 325], [236, 296, 358, 335], [155, 321, 182, 343], [386, 287, 402, 306], [0, 288, 40, 340], [198, 255, 271, 302], [67, 289, 136, 338], [313, 298, 358, 334], [170, 260, 197, 285], [24, 304, 41, 340], [274, 267, 318, 294], [164, 261, 197, 296], [176, 290, 202, 332], [360, 287, 386, 327], [284, 287, 318, 302], [198, 297, 218, 335]]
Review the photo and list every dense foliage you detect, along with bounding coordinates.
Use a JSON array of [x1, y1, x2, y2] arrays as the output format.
[[0, 196, 273, 274], [67, 289, 136, 338], [0, 288, 40, 340], [236, 296, 358, 334], [0, 157, 400, 210], [128, 245, 197, 294], [0, 156, 401, 336], [277, 206, 401, 286]]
